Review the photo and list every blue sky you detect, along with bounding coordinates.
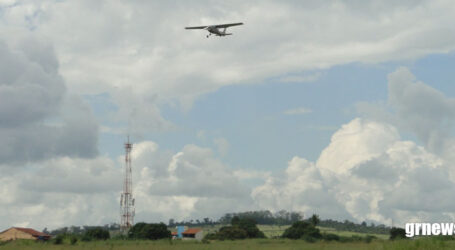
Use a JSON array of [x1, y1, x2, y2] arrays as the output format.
[[97, 52, 455, 172]]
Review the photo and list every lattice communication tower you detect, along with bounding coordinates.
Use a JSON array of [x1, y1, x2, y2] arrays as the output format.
[[120, 136, 135, 232]]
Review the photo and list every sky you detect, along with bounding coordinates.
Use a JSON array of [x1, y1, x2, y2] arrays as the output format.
[[1, 0, 455, 230]]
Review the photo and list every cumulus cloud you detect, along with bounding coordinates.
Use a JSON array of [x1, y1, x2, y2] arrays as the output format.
[[2, 1, 455, 133], [0, 37, 98, 164], [0, 155, 120, 229], [253, 69, 455, 225], [128, 142, 255, 223], [358, 67, 455, 154], [0, 140, 253, 229], [253, 118, 455, 225], [387, 67, 455, 153], [252, 157, 352, 220]]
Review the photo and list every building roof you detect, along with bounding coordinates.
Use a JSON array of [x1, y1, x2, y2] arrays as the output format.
[[13, 227, 50, 237], [182, 228, 202, 235], [171, 232, 178, 236]]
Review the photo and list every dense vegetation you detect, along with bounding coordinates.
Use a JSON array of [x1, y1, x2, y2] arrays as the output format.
[[218, 210, 303, 225], [128, 222, 171, 240], [46, 210, 391, 237], [82, 227, 110, 241], [205, 217, 265, 240], [318, 219, 390, 234], [282, 221, 322, 240], [389, 227, 406, 240]]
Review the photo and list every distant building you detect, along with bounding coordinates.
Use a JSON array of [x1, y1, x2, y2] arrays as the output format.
[[176, 225, 186, 238], [182, 228, 203, 240], [0, 227, 51, 241]]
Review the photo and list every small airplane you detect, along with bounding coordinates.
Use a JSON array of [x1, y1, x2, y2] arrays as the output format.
[[185, 22, 244, 38]]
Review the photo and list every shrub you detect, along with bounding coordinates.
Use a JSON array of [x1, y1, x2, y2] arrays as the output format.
[[231, 217, 266, 238], [215, 226, 248, 240], [390, 227, 406, 240], [53, 235, 64, 245], [323, 233, 340, 241], [70, 236, 78, 245], [364, 235, 376, 243], [54, 234, 64, 245], [128, 222, 171, 240], [83, 227, 110, 241], [205, 217, 266, 240], [302, 235, 317, 243], [282, 221, 322, 239]]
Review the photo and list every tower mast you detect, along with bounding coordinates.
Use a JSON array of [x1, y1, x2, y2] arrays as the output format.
[[120, 136, 135, 232]]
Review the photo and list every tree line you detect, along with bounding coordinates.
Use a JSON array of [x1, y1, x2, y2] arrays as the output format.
[[46, 210, 391, 236]]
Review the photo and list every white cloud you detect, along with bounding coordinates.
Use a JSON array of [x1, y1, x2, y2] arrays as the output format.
[[2, 1, 455, 133], [0, 36, 98, 164], [253, 68, 455, 225], [253, 117, 455, 225], [0, 140, 254, 229], [317, 118, 399, 175]]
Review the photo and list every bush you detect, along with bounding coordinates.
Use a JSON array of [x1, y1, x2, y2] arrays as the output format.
[[323, 233, 340, 241], [206, 217, 266, 240], [83, 227, 110, 241], [215, 226, 248, 240], [390, 227, 406, 240], [282, 221, 322, 239], [81, 234, 91, 242], [231, 217, 266, 238], [53, 235, 63, 245], [70, 236, 78, 245], [128, 222, 171, 240], [302, 235, 317, 243], [364, 235, 376, 243]]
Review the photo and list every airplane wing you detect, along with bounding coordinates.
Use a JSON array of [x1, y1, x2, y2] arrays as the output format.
[[185, 25, 208, 29], [213, 22, 244, 28]]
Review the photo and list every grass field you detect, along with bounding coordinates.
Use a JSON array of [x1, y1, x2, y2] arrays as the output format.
[[179, 224, 390, 239], [1, 238, 454, 250]]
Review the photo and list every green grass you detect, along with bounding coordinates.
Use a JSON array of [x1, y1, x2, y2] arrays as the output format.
[[2, 238, 455, 250], [169, 224, 389, 240], [318, 226, 389, 240]]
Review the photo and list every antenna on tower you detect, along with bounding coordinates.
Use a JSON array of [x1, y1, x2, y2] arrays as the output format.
[[120, 135, 135, 233]]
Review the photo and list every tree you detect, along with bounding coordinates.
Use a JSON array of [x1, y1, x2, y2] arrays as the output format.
[[282, 221, 322, 239], [310, 214, 320, 226], [83, 227, 110, 241], [232, 217, 265, 238], [168, 219, 175, 226], [290, 212, 303, 223], [128, 222, 171, 240], [389, 227, 406, 240], [214, 226, 248, 240], [207, 217, 265, 240]]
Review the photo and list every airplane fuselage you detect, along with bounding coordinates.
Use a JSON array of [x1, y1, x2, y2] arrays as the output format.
[[207, 26, 232, 36], [185, 22, 242, 38]]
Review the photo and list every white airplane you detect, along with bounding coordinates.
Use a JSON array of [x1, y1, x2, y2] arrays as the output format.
[[185, 22, 244, 38]]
